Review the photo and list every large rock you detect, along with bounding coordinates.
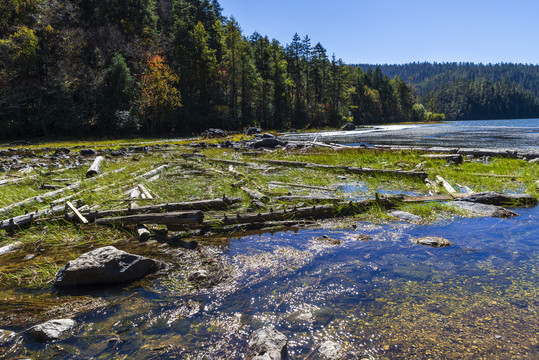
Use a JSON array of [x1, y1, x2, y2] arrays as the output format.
[[411, 236, 452, 248], [449, 201, 519, 218], [25, 319, 76, 342], [54, 246, 163, 287], [456, 191, 537, 207], [341, 122, 356, 131], [247, 326, 288, 360], [252, 138, 288, 149], [0, 329, 16, 346], [317, 340, 345, 359]]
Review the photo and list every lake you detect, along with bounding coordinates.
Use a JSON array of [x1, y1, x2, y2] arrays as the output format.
[[281, 118, 539, 150]]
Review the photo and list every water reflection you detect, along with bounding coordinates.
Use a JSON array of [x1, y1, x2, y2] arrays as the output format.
[[4, 206, 538, 359]]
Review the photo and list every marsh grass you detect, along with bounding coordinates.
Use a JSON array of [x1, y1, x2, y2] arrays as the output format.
[[0, 140, 537, 292]]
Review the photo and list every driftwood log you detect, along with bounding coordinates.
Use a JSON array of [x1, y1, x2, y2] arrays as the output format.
[[96, 211, 204, 227], [0, 201, 82, 231], [250, 159, 428, 180], [86, 156, 105, 178], [168, 197, 398, 231], [136, 224, 151, 241], [51, 197, 241, 224]]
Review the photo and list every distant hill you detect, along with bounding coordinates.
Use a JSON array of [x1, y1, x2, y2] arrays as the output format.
[[356, 63, 539, 120]]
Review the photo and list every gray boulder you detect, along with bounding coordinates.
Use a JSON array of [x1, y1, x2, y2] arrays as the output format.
[[247, 326, 288, 360], [456, 191, 537, 207], [317, 340, 344, 359], [25, 319, 76, 342], [0, 329, 16, 346], [449, 201, 519, 218], [341, 122, 356, 131], [252, 138, 288, 149], [54, 246, 163, 287], [412, 236, 452, 248]]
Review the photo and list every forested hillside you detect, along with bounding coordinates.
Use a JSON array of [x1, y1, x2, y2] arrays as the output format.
[[0, 0, 428, 138], [357, 62, 539, 120]]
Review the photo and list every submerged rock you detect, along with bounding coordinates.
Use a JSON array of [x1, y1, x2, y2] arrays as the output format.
[[456, 191, 537, 207], [54, 246, 164, 287], [389, 211, 422, 222], [315, 235, 342, 245], [341, 122, 356, 131], [449, 201, 519, 218], [411, 236, 452, 248], [25, 319, 76, 342], [317, 340, 345, 360], [246, 326, 288, 360], [0, 329, 16, 346]]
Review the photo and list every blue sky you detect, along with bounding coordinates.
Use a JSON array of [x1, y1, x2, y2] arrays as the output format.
[[218, 0, 539, 65]]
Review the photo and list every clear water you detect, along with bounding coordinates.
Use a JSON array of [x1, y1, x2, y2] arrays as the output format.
[[282, 118, 539, 150], [5, 205, 538, 359]]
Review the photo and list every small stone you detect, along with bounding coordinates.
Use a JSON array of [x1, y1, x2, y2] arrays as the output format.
[[411, 236, 452, 248], [247, 326, 288, 360], [0, 329, 16, 346], [25, 319, 76, 342], [318, 340, 344, 360], [315, 235, 342, 245], [188, 270, 209, 282], [23, 254, 36, 261]]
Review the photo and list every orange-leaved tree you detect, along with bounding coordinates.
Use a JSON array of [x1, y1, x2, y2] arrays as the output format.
[[139, 52, 182, 133]]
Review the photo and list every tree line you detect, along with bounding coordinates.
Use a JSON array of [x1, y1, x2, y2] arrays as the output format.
[[0, 0, 429, 138], [358, 62, 539, 120]]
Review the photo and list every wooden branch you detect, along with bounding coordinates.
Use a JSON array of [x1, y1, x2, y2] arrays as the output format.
[[0, 201, 82, 231], [86, 156, 105, 178], [269, 181, 336, 191], [138, 184, 153, 199], [65, 201, 88, 224], [435, 175, 457, 194], [274, 195, 342, 203], [96, 211, 204, 227]]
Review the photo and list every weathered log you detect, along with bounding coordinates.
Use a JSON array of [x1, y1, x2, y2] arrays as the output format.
[[456, 191, 537, 207], [403, 195, 453, 202], [274, 195, 342, 203], [39, 184, 63, 190], [435, 175, 457, 194], [0, 167, 127, 217], [177, 197, 398, 231], [253, 159, 428, 179], [421, 154, 463, 164], [96, 211, 204, 227], [0, 201, 82, 231], [65, 201, 88, 224], [227, 165, 246, 178], [269, 181, 336, 191], [136, 224, 151, 242], [0, 241, 23, 256], [241, 187, 269, 203], [86, 156, 105, 178], [136, 164, 170, 179], [138, 184, 153, 199]]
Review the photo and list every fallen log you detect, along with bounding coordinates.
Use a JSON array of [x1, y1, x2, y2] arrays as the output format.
[[269, 181, 336, 191], [435, 175, 457, 194], [0, 241, 23, 256], [455, 191, 537, 207], [172, 197, 398, 231], [96, 211, 204, 227], [0, 167, 127, 217], [136, 224, 151, 242], [54, 197, 241, 223], [136, 164, 170, 179], [241, 187, 269, 203], [253, 159, 428, 179], [86, 156, 105, 178], [403, 195, 454, 202], [0, 201, 82, 231], [274, 195, 342, 203]]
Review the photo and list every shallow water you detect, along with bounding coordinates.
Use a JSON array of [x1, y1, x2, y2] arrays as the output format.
[[3, 203, 538, 359], [282, 118, 539, 150]]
